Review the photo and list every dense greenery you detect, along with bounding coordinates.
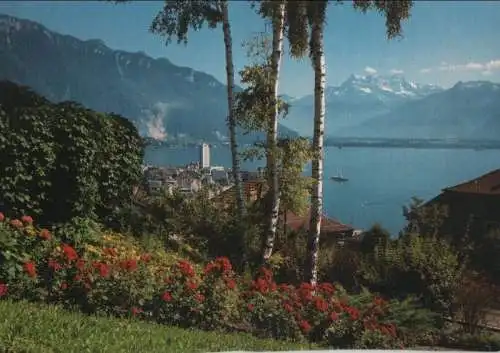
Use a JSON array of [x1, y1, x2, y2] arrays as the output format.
[[0, 213, 440, 349], [0, 81, 143, 226]]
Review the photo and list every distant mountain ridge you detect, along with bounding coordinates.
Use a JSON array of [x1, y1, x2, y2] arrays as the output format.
[[282, 73, 445, 137], [282, 71, 500, 141], [2, 13, 499, 142], [0, 13, 296, 143], [341, 80, 500, 140]]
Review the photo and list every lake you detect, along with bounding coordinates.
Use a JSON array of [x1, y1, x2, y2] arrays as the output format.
[[144, 146, 500, 236]]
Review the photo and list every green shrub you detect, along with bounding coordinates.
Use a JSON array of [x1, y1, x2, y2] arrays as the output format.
[[359, 233, 463, 316], [0, 81, 143, 226]]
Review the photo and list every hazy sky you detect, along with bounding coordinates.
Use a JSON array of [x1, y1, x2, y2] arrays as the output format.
[[1, 1, 499, 97]]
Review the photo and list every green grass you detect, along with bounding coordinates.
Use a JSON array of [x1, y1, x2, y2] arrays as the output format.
[[0, 300, 314, 353]]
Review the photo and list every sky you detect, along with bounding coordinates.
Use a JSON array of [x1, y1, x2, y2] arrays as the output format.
[[1, 0, 500, 98]]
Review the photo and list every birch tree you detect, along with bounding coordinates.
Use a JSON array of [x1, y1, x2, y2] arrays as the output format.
[[257, 0, 286, 263], [150, 0, 246, 220]]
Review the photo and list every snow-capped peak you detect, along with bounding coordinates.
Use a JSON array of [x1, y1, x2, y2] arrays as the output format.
[[329, 73, 443, 101]]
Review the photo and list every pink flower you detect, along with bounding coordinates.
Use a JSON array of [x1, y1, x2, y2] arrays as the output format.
[[21, 215, 33, 224], [0, 212, 5, 222], [0, 283, 8, 297]]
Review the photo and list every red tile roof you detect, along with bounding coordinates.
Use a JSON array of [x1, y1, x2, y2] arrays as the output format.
[[285, 209, 354, 234], [444, 169, 500, 195]]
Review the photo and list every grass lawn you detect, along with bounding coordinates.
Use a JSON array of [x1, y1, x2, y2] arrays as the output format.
[[0, 300, 314, 353]]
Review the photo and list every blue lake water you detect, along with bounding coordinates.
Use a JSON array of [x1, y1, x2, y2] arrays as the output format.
[[144, 146, 500, 236]]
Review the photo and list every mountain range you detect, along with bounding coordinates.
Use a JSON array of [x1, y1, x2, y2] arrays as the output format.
[[1, 13, 500, 142], [0, 13, 296, 143], [282, 73, 500, 140]]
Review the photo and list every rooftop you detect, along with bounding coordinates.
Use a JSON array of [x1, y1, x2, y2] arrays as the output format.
[[285, 209, 354, 234], [444, 169, 500, 195]]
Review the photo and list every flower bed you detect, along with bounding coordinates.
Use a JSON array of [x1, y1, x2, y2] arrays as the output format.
[[0, 212, 436, 348]]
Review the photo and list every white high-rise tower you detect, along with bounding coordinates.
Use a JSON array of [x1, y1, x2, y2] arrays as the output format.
[[200, 143, 210, 169]]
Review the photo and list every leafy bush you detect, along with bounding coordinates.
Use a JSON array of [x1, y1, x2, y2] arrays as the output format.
[[0, 213, 438, 348], [0, 81, 143, 226], [359, 233, 463, 316]]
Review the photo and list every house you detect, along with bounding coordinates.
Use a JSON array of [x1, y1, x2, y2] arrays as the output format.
[[283, 209, 356, 246], [422, 169, 500, 239], [212, 180, 356, 244], [147, 180, 163, 194], [211, 169, 229, 185]]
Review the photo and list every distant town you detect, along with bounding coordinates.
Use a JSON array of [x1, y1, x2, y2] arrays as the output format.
[[142, 143, 264, 198]]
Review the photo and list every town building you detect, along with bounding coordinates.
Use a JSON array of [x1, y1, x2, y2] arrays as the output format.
[[200, 143, 210, 169], [422, 168, 500, 239]]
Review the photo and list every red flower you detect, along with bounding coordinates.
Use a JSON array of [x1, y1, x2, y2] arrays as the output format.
[[0, 283, 8, 297], [0, 212, 4, 222], [215, 257, 232, 273], [247, 303, 255, 312], [345, 306, 360, 320], [330, 312, 339, 321], [177, 260, 195, 277], [252, 278, 269, 294], [21, 215, 33, 224], [74, 274, 82, 282], [23, 261, 37, 278], [48, 259, 63, 271], [93, 262, 110, 278], [195, 293, 205, 303], [131, 307, 143, 316], [318, 282, 336, 295], [186, 280, 198, 291], [225, 278, 236, 290], [60, 282, 68, 290], [62, 244, 78, 262], [120, 259, 138, 272], [313, 296, 329, 312], [283, 302, 293, 313], [162, 291, 173, 302], [204, 257, 233, 275], [10, 219, 23, 229], [39, 228, 51, 240], [299, 320, 312, 333]]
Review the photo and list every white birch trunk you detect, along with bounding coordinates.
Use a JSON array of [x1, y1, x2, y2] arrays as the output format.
[[221, 1, 245, 220], [307, 11, 326, 286], [262, 0, 285, 262]]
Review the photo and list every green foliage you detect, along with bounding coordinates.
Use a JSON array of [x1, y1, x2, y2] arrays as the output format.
[[352, 0, 413, 39], [402, 196, 449, 238], [0, 81, 144, 226], [0, 214, 441, 349], [359, 233, 463, 316], [150, 0, 222, 45], [0, 300, 312, 353], [360, 223, 391, 255], [0, 83, 56, 219]]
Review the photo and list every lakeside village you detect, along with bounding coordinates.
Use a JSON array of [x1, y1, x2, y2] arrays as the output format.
[[142, 143, 500, 248], [141, 143, 364, 244]]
